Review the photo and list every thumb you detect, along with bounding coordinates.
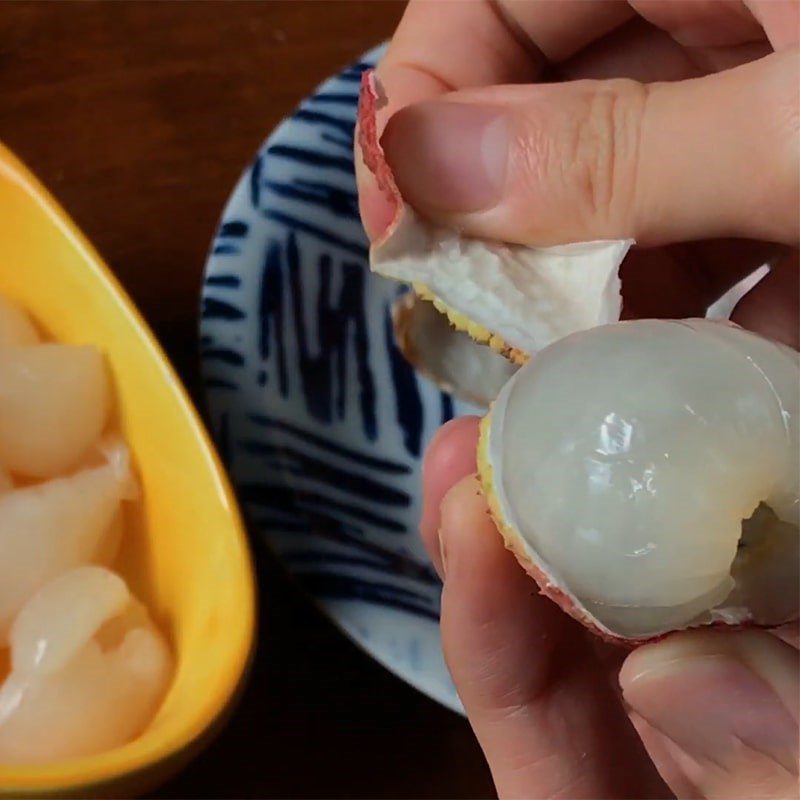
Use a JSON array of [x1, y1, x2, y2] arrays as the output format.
[[620, 630, 799, 799], [381, 49, 799, 247], [438, 476, 668, 799]]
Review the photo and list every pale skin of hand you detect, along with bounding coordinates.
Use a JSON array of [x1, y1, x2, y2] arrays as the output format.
[[355, 2, 800, 798]]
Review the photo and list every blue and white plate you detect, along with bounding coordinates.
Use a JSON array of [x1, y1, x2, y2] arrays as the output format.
[[200, 45, 481, 713]]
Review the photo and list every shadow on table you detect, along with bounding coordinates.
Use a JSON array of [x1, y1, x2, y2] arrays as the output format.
[[152, 540, 494, 800]]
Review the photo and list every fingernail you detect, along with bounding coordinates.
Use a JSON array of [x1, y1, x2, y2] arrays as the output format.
[[621, 640, 799, 774], [381, 102, 508, 213], [438, 527, 448, 579], [357, 176, 397, 241], [437, 474, 486, 584]]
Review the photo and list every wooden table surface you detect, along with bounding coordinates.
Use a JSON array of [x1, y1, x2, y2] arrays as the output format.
[[0, 2, 495, 798]]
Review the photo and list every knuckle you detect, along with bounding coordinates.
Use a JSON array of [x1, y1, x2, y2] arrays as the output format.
[[514, 118, 555, 201], [568, 80, 648, 231]]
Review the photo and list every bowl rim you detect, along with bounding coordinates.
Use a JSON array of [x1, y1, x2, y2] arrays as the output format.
[[0, 141, 257, 794]]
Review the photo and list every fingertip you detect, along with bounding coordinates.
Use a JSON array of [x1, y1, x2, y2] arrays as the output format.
[[358, 172, 395, 242], [620, 629, 799, 713], [619, 630, 800, 785], [438, 472, 531, 606], [438, 473, 492, 547], [619, 629, 728, 690], [423, 415, 480, 479], [420, 417, 481, 571]]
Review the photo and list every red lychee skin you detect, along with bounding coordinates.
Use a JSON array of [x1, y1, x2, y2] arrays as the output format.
[[357, 70, 403, 250]]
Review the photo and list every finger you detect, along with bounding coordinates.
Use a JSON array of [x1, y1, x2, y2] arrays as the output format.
[[630, 0, 800, 51], [378, 0, 635, 107], [357, 0, 634, 240], [556, 16, 704, 82], [631, 0, 767, 48], [500, 0, 780, 85], [623, 1, 793, 74], [419, 415, 480, 578], [356, 0, 536, 240], [496, 0, 634, 63], [620, 630, 800, 799], [439, 476, 669, 799], [630, 712, 704, 798], [730, 249, 800, 348], [381, 49, 799, 247], [747, 0, 800, 49], [556, 14, 770, 83]]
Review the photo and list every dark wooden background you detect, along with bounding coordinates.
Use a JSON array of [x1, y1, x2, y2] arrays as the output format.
[[0, 2, 495, 798]]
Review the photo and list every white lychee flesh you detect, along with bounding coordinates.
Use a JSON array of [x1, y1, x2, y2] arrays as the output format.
[[0, 440, 137, 645], [0, 344, 110, 478], [481, 319, 799, 641], [391, 291, 518, 407], [0, 566, 172, 763]]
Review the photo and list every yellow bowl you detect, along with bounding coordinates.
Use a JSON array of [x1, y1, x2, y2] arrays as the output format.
[[0, 143, 257, 797]]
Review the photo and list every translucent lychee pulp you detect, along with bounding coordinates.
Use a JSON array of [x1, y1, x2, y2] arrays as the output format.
[[488, 320, 799, 638]]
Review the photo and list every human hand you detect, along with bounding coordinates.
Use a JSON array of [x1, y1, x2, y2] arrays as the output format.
[[419, 417, 799, 799], [354, 2, 800, 797], [355, 0, 799, 347]]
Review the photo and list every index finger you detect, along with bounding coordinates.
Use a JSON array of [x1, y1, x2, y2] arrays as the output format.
[[381, 0, 636, 107]]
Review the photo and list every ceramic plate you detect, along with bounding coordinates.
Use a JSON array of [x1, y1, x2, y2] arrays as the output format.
[[199, 42, 771, 715], [200, 44, 479, 713]]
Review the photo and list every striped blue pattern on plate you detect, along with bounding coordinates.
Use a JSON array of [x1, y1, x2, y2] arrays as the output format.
[[201, 44, 481, 713]]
